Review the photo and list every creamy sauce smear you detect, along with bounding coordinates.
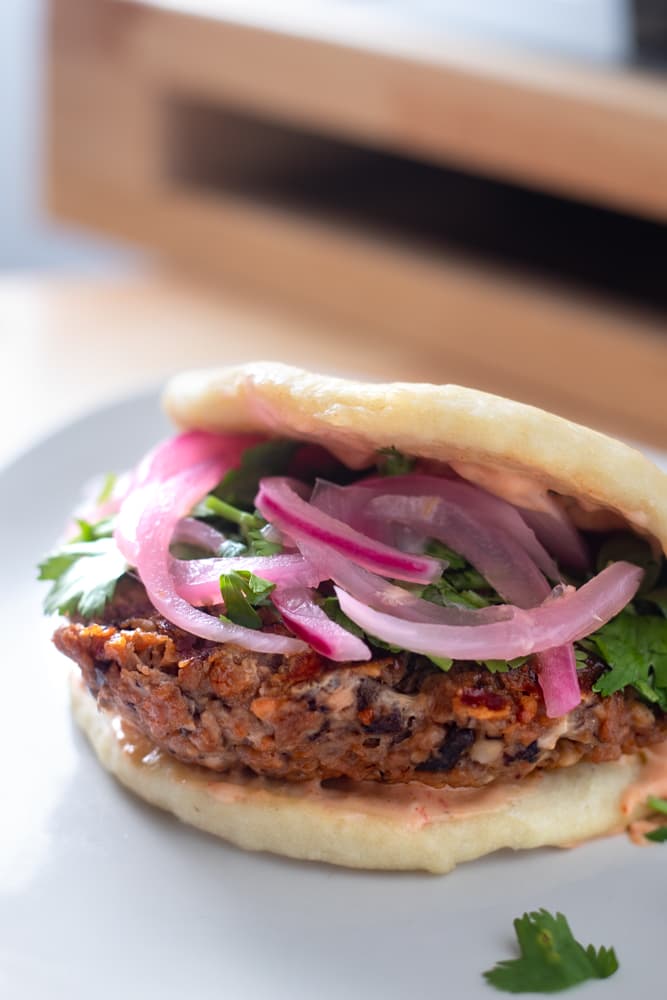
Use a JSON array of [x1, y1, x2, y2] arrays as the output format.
[[109, 713, 532, 829], [108, 714, 667, 834], [621, 743, 667, 845]]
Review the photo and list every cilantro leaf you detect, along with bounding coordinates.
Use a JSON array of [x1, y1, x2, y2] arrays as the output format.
[[590, 612, 667, 708], [214, 440, 298, 508], [38, 537, 127, 617], [193, 495, 283, 557], [245, 526, 283, 557], [425, 539, 467, 568], [218, 539, 249, 559], [219, 570, 275, 629], [96, 471, 117, 505], [320, 596, 402, 652], [645, 826, 667, 843], [71, 517, 115, 542], [647, 795, 667, 815], [193, 494, 263, 532], [427, 655, 454, 671], [376, 447, 415, 477], [482, 657, 530, 673], [483, 909, 619, 993], [320, 596, 366, 638]]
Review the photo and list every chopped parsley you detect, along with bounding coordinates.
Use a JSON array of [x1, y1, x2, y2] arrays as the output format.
[[483, 909, 619, 993], [38, 533, 127, 618], [219, 570, 275, 629], [589, 612, 667, 710], [192, 495, 283, 557], [214, 439, 298, 508], [96, 471, 117, 506], [190, 439, 303, 557], [376, 447, 415, 477], [647, 794, 667, 815], [644, 795, 667, 843], [645, 827, 667, 843]]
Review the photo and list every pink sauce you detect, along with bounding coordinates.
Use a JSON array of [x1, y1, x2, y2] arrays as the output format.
[[108, 712, 667, 836], [109, 712, 535, 830], [619, 741, 667, 819]]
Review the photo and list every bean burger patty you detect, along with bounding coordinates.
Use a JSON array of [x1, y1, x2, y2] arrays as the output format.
[[53, 580, 667, 788]]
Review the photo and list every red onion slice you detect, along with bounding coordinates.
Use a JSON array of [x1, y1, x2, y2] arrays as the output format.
[[519, 505, 589, 573], [299, 540, 512, 625], [271, 587, 371, 662], [256, 477, 442, 583], [135, 430, 264, 488], [116, 459, 306, 655], [172, 518, 226, 553], [172, 553, 322, 606], [334, 561, 642, 663], [314, 476, 559, 596], [368, 493, 551, 610], [303, 537, 578, 714], [535, 646, 581, 717]]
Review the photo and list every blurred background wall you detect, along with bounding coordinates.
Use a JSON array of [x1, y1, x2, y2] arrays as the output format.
[[0, 1, 133, 270], [2, 0, 666, 457]]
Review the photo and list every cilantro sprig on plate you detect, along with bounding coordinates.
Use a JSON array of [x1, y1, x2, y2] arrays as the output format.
[[483, 909, 619, 993]]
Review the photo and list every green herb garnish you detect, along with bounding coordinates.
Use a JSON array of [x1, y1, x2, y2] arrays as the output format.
[[483, 909, 619, 993], [219, 570, 275, 629], [645, 827, 667, 843], [643, 795, 667, 843], [424, 539, 467, 568], [376, 447, 415, 477], [193, 495, 283, 558], [590, 612, 667, 709], [38, 536, 127, 617], [96, 472, 117, 506], [193, 494, 262, 531], [214, 440, 298, 508], [71, 517, 115, 542]]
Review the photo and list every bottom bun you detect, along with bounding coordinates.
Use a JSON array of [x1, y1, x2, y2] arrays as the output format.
[[72, 678, 649, 873]]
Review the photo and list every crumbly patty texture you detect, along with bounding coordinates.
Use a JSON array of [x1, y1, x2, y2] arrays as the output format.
[[70, 679, 651, 873], [55, 581, 667, 789]]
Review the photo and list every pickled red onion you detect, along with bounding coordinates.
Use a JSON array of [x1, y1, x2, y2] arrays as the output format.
[[115, 438, 306, 655], [256, 477, 441, 583], [334, 561, 642, 664], [172, 517, 226, 553], [135, 430, 264, 487], [271, 587, 370, 661], [172, 553, 322, 606], [298, 540, 512, 625], [314, 475, 560, 584], [535, 645, 581, 717], [519, 505, 589, 573], [367, 493, 551, 609]]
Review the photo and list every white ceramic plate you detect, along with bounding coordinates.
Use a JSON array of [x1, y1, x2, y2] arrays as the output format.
[[2, 392, 665, 999]]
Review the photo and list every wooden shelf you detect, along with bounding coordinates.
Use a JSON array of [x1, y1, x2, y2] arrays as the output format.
[[46, 0, 667, 447]]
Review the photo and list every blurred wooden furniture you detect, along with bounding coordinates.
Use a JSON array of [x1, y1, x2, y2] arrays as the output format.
[[46, 0, 667, 447]]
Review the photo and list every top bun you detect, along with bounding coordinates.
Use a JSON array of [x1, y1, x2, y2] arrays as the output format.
[[163, 362, 667, 551]]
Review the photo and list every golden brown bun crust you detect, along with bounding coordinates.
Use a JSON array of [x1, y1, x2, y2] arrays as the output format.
[[73, 680, 647, 874], [163, 363, 667, 552]]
